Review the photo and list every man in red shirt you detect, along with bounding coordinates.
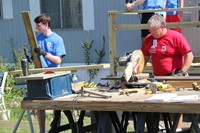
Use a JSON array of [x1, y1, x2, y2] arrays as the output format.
[[141, 14, 193, 132], [141, 14, 193, 76]]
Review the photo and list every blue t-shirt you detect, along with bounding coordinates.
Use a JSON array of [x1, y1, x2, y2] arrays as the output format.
[[36, 32, 66, 68], [143, 0, 164, 10], [166, 0, 179, 15]]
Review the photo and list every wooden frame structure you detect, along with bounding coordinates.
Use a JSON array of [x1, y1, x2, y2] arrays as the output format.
[[108, 6, 200, 80]]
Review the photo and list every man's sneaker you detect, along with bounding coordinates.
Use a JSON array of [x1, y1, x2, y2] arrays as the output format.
[[159, 124, 166, 132], [176, 128, 182, 132]]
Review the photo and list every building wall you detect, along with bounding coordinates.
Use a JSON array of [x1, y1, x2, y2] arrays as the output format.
[[0, 0, 141, 63], [182, 0, 200, 56], [0, 0, 199, 64], [0, 0, 29, 62], [58, 0, 142, 63], [182, 28, 200, 56]]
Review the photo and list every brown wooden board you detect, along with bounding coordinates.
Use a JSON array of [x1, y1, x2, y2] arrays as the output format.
[[21, 90, 200, 113], [15, 71, 71, 80], [150, 76, 200, 88], [21, 11, 42, 68], [101, 76, 122, 80], [101, 74, 149, 80], [10, 64, 110, 75], [153, 76, 200, 81]]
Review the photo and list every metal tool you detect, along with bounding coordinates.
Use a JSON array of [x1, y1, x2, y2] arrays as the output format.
[[119, 89, 138, 96], [75, 87, 112, 99]]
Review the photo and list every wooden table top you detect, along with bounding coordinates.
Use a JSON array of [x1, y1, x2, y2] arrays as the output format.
[[21, 88, 200, 114]]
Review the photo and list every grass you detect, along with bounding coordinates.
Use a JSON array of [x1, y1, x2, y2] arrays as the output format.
[[1, 84, 95, 133], [0, 110, 91, 133]]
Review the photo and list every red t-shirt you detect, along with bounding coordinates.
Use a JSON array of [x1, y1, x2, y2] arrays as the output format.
[[141, 29, 192, 76], [166, 14, 181, 33]]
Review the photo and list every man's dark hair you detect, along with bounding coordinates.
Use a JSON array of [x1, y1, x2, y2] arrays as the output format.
[[34, 13, 51, 27]]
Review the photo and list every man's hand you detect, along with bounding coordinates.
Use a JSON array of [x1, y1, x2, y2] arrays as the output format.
[[34, 47, 47, 56], [26, 55, 33, 63], [172, 69, 187, 76], [125, 3, 134, 11]]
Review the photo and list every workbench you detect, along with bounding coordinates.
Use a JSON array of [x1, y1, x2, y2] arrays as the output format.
[[21, 87, 200, 133]]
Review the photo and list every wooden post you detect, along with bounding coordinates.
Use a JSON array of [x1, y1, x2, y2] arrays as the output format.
[[108, 12, 117, 86], [21, 11, 42, 68]]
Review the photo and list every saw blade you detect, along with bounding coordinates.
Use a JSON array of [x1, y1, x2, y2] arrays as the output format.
[[124, 50, 144, 82]]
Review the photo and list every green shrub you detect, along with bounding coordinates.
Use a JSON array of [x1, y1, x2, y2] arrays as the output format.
[[1, 40, 33, 120], [81, 31, 106, 82]]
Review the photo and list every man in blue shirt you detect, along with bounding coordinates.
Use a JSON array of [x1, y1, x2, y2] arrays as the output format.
[[34, 14, 66, 68], [125, 0, 165, 44], [34, 13, 66, 133], [164, 0, 184, 32]]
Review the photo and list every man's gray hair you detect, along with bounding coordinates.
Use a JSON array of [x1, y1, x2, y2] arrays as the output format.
[[148, 14, 166, 29]]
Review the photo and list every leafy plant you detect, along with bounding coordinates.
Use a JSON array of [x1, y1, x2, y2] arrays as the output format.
[[95, 36, 106, 64], [81, 31, 94, 66], [2, 39, 34, 111], [0, 39, 52, 122], [81, 31, 106, 82]]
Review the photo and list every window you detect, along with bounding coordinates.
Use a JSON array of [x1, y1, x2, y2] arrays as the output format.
[[0, 0, 2, 19], [40, 0, 83, 29], [199, 0, 200, 20], [1, 0, 13, 19]]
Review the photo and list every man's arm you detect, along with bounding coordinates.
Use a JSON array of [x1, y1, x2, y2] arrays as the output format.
[[179, 0, 184, 8], [45, 53, 63, 64], [144, 55, 150, 66], [181, 51, 193, 73], [164, 0, 167, 8], [125, 0, 145, 11], [34, 47, 63, 64], [179, 0, 184, 17]]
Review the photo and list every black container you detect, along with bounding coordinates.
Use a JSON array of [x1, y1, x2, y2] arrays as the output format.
[[21, 59, 29, 76]]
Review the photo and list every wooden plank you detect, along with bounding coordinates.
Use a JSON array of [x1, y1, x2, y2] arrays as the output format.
[[108, 12, 118, 87], [100, 75, 200, 88], [193, 56, 200, 63], [143, 67, 200, 75], [9, 64, 110, 75], [109, 6, 200, 15], [153, 76, 200, 81], [15, 71, 71, 80], [108, 12, 117, 83], [116, 21, 200, 30], [165, 81, 200, 88], [21, 91, 200, 113], [101, 73, 149, 80], [101, 76, 122, 80], [101, 76, 200, 81], [117, 64, 200, 75], [21, 11, 42, 68]]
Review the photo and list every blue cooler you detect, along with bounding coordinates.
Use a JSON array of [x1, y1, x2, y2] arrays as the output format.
[[17, 72, 72, 100]]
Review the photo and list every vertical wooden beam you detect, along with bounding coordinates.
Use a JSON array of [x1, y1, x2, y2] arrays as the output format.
[[21, 11, 42, 68], [108, 12, 117, 86]]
